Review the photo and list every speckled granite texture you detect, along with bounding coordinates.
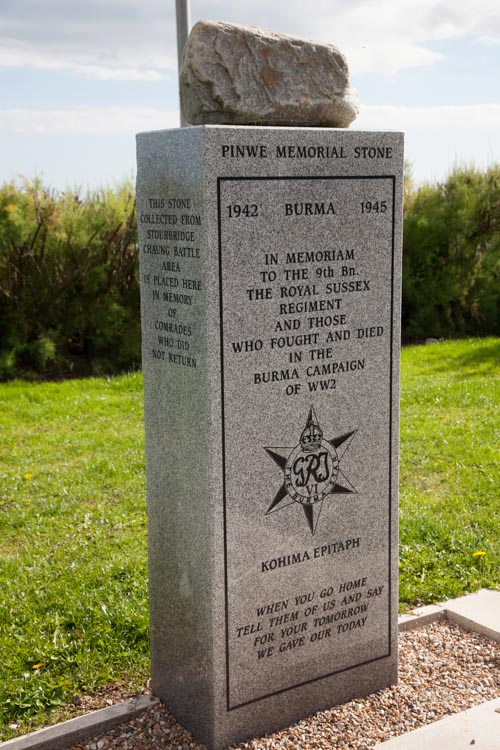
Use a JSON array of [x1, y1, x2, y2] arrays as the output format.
[[136, 125, 404, 750]]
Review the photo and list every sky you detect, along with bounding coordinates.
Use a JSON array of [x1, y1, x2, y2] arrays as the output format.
[[0, 0, 499, 190]]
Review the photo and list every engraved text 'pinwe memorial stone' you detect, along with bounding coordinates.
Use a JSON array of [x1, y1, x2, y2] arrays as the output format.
[[180, 21, 359, 128]]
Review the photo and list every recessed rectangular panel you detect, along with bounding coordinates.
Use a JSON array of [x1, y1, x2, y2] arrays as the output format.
[[218, 176, 396, 709]]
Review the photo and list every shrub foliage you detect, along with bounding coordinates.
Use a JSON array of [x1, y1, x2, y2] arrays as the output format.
[[403, 165, 499, 339], [0, 167, 498, 378], [0, 179, 139, 378]]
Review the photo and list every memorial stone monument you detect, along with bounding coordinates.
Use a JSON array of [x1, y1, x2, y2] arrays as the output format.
[[136, 20, 403, 750]]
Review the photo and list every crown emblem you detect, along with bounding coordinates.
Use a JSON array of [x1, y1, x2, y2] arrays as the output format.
[[299, 406, 323, 452]]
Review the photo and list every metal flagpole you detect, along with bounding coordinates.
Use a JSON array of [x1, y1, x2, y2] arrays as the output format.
[[175, 0, 191, 127]]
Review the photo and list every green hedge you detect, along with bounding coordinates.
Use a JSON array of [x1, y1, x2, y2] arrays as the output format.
[[0, 168, 498, 379], [403, 165, 499, 339], [0, 179, 140, 379]]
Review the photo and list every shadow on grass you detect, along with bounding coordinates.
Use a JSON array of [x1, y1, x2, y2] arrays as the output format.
[[407, 338, 500, 376]]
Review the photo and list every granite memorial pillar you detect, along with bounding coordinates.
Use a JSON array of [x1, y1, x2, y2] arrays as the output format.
[[136, 21, 403, 750]]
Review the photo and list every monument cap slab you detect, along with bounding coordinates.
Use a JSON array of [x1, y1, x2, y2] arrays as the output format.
[[180, 21, 359, 127]]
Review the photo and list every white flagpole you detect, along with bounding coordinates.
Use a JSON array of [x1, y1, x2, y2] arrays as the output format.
[[175, 0, 191, 127]]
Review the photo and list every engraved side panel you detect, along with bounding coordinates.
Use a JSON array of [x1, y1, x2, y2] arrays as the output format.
[[136, 129, 214, 742]]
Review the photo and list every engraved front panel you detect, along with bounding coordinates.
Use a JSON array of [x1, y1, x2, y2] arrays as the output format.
[[218, 176, 396, 709]]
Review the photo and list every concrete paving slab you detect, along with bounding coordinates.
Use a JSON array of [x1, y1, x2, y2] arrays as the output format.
[[445, 589, 500, 643], [374, 697, 500, 749], [398, 604, 445, 632]]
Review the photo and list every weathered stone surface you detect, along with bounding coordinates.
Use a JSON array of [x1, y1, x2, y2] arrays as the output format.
[[180, 21, 359, 127]]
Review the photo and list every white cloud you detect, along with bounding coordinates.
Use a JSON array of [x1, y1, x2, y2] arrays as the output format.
[[356, 103, 500, 129], [2, 103, 499, 138], [474, 35, 500, 45], [0, 44, 165, 80], [194, 0, 500, 74], [349, 43, 443, 76], [70, 65, 164, 82], [0, 0, 178, 77], [0, 0, 499, 78], [355, 102, 500, 184], [0, 107, 179, 134]]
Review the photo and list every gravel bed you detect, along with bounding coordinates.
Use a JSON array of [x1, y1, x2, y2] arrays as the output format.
[[69, 620, 499, 750]]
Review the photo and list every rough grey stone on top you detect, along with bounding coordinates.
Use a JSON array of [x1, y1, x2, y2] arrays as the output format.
[[180, 21, 359, 128]]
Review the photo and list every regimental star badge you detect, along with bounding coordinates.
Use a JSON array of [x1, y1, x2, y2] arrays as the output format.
[[265, 406, 357, 535]]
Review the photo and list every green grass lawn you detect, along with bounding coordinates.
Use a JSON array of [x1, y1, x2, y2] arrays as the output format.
[[0, 374, 148, 739], [0, 338, 499, 739], [399, 338, 499, 603]]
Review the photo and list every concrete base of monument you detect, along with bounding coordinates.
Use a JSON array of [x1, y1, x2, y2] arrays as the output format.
[[2, 590, 498, 750]]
